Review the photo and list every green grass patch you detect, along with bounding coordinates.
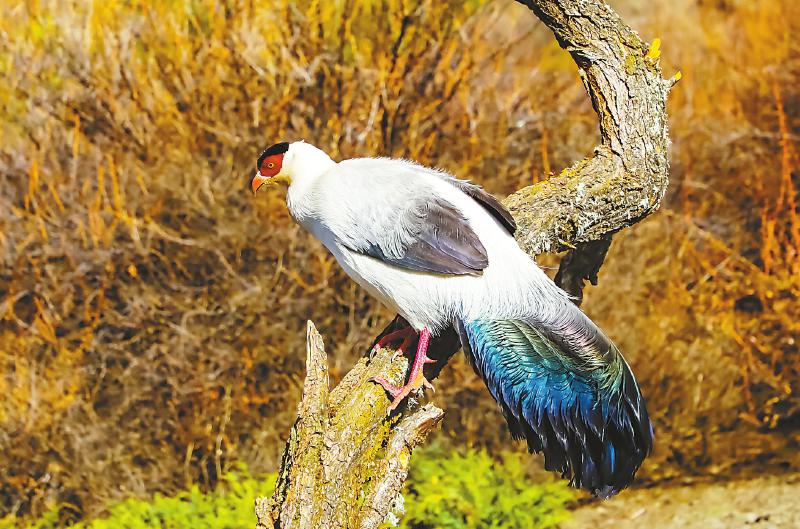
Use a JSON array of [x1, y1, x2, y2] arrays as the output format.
[[2, 467, 276, 529], [6, 446, 574, 529], [397, 444, 575, 529]]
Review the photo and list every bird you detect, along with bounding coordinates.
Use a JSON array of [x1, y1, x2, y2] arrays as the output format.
[[251, 140, 653, 498]]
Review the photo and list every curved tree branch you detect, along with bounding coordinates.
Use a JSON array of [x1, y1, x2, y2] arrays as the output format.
[[257, 1, 673, 527], [505, 0, 674, 300]]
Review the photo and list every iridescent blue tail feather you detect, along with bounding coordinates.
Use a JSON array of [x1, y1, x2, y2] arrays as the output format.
[[456, 309, 653, 497]]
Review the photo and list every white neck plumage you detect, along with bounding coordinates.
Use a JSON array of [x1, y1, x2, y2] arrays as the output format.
[[283, 142, 336, 221]]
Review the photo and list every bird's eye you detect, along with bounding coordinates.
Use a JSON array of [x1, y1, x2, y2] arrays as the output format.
[[267, 162, 274, 169]]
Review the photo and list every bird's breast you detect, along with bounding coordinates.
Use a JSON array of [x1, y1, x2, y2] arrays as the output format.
[[302, 219, 454, 331]]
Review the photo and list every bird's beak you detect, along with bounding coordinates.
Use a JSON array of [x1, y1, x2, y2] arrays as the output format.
[[251, 173, 270, 195]]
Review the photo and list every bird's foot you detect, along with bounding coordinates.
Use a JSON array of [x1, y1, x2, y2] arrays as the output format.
[[371, 327, 436, 412], [372, 371, 435, 411], [370, 324, 419, 356]]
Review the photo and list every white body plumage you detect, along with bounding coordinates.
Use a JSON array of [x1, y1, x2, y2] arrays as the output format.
[[252, 140, 654, 497], [279, 142, 572, 334]]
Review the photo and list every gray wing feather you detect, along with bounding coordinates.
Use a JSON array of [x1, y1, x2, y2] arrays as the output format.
[[348, 198, 488, 276], [442, 178, 516, 235], [323, 159, 507, 276]]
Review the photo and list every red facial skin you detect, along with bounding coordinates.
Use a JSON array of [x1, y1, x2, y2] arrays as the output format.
[[259, 153, 284, 177], [251, 153, 285, 194]]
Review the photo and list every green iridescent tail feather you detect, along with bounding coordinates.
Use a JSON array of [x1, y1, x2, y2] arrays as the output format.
[[455, 308, 653, 498]]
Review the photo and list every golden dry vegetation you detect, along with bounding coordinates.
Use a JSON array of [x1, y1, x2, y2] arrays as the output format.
[[0, 0, 798, 525]]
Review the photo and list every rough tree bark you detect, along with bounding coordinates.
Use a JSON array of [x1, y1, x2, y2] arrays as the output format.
[[507, 0, 675, 302], [255, 1, 676, 527]]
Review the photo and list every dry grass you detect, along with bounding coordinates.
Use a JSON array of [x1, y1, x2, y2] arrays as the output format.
[[0, 0, 798, 524]]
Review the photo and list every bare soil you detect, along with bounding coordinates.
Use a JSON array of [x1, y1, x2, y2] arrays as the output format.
[[564, 474, 800, 529]]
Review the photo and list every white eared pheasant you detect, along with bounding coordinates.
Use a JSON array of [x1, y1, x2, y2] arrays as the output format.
[[251, 140, 653, 497]]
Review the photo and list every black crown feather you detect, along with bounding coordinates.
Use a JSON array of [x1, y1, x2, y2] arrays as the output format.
[[256, 142, 289, 171]]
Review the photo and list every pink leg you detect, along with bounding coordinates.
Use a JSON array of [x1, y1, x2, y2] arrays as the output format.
[[372, 327, 437, 411]]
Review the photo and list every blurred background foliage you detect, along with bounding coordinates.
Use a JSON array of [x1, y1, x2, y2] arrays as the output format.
[[0, 0, 798, 525]]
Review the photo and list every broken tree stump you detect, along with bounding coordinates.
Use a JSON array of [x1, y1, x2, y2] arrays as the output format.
[[254, 321, 443, 529]]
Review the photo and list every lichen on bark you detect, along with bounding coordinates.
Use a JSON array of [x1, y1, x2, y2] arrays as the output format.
[[507, 0, 675, 301], [255, 322, 443, 529]]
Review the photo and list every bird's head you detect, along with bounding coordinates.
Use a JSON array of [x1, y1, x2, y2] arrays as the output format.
[[251, 141, 291, 194], [251, 141, 334, 195]]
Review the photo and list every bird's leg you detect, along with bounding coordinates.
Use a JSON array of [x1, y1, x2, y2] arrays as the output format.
[[372, 327, 436, 411]]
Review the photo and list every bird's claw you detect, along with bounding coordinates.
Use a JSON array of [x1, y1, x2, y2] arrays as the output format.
[[370, 373, 435, 412], [370, 326, 436, 412], [370, 377, 404, 398], [368, 343, 380, 359]]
